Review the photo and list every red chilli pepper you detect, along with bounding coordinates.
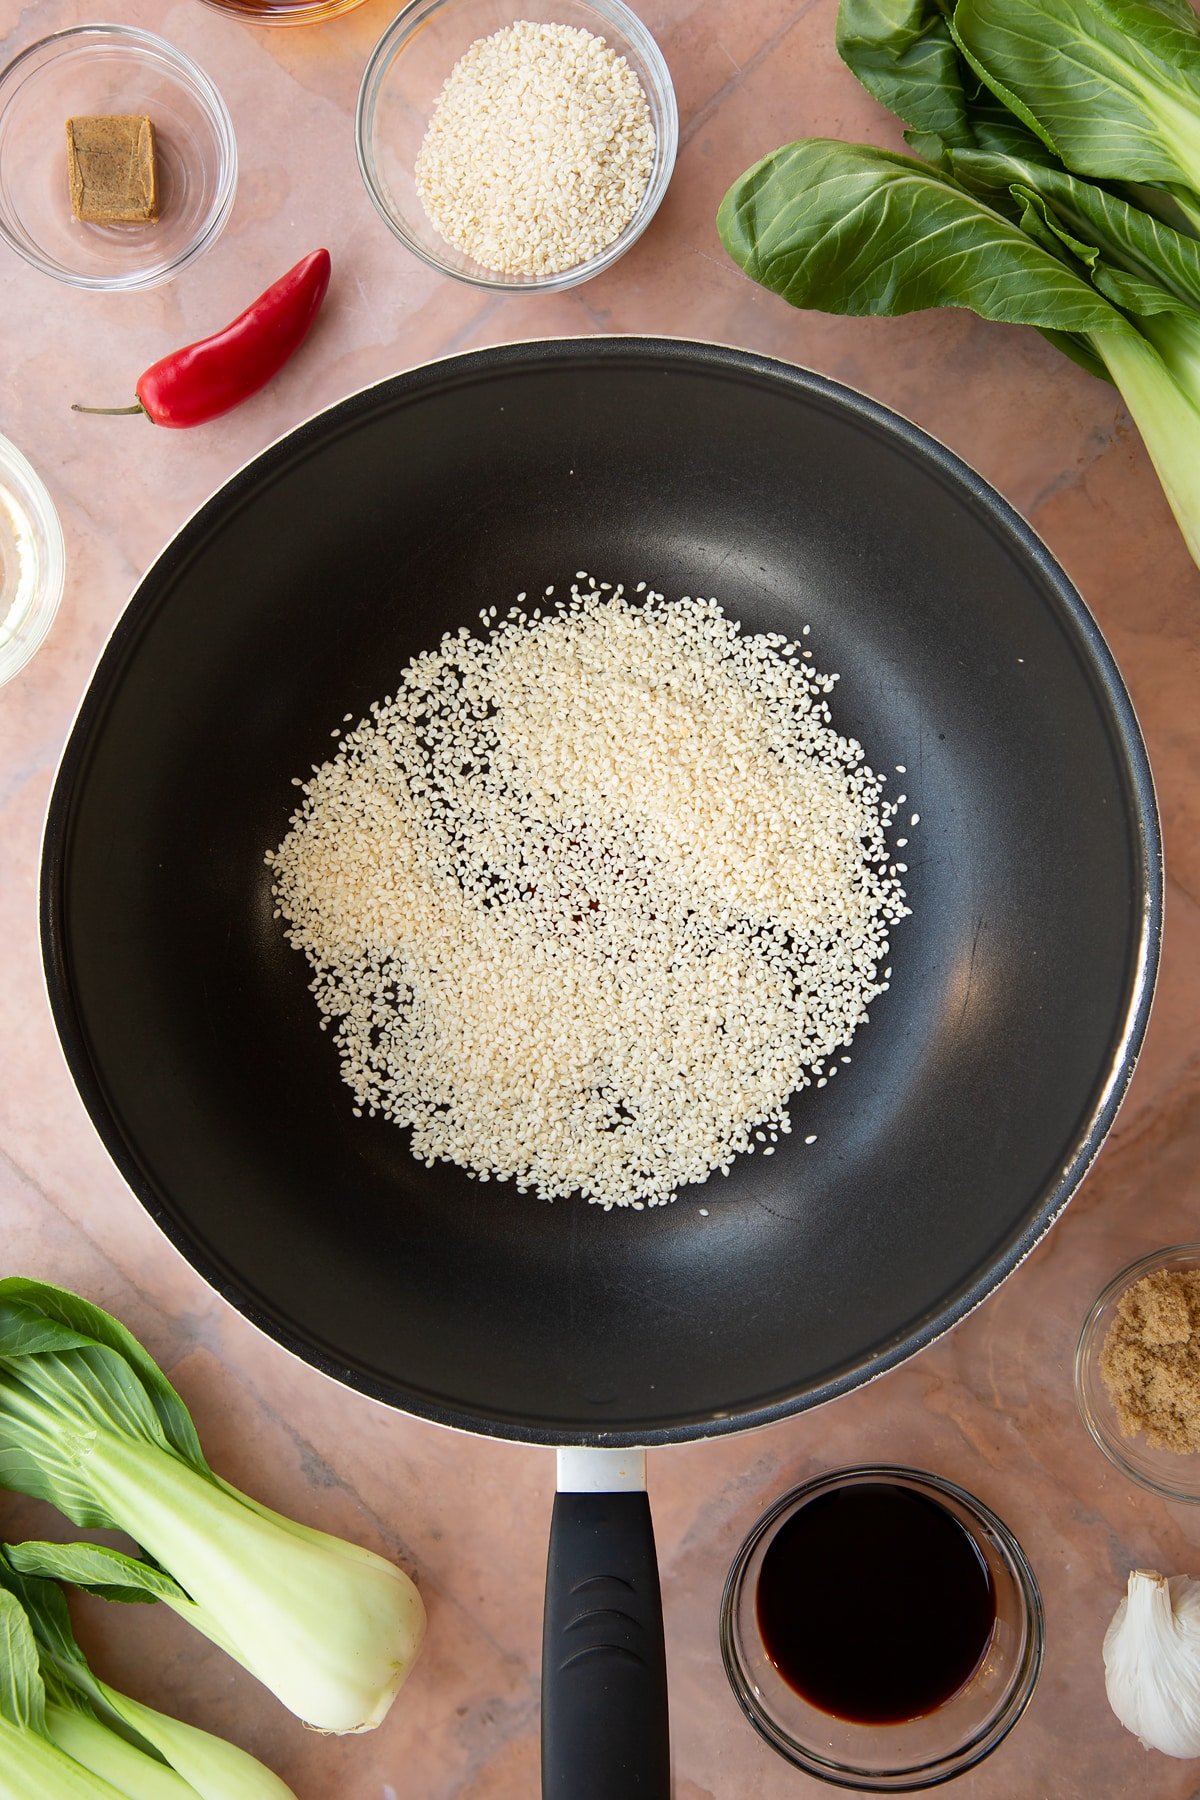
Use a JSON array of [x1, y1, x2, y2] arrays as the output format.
[[74, 249, 332, 428]]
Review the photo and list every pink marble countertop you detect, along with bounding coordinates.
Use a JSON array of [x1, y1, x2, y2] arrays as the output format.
[[2, 1, 1200, 1795]]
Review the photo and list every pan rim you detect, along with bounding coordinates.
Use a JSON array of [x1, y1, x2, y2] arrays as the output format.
[[39, 335, 1163, 1448]]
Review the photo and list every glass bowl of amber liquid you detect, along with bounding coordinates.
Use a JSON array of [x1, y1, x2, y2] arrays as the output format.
[[196, 0, 369, 21], [1075, 1244, 1200, 1503], [720, 1466, 1043, 1791]]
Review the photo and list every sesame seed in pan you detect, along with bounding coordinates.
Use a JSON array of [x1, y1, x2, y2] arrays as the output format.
[[266, 579, 910, 1209]]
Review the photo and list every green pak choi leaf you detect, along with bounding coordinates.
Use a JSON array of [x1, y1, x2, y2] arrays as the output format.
[[718, 137, 1200, 565], [85, 1685, 296, 1800], [0, 1589, 134, 1799], [836, 0, 1038, 154], [41, 1706, 198, 1800], [0, 1591, 44, 1733], [0, 1279, 426, 1734], [837, 0, 976, 144], [943, 144, 1200, 305], [8, 1541, 188, 1607], [0, 1285, 206, 1470], [0, 1718, 131, 1799], [951, 0, 1200, 206], [717, 139, 1124, 328], [0, 1554, 296, 1798]]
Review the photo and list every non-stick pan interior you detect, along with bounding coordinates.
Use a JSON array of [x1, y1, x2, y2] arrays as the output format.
[[42, 340, 1159, 1443]]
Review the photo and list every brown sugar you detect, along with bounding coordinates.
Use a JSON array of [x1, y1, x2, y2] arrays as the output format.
[[1100, 1268, 1200, 1454], [66, 116, 159, 224]]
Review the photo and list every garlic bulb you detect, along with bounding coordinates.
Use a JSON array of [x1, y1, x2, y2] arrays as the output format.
[[1104, 1569, 1200, 1757]]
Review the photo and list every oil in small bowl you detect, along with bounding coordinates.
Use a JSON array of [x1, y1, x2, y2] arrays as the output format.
[[0, 434, 64, 685]]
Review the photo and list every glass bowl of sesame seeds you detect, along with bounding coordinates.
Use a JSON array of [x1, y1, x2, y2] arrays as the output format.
[[355, 0, 678, 291]]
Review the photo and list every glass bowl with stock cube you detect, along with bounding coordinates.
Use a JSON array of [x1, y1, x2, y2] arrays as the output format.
[[721, 1466, 1044, 1790], [355, 0, 678, 291], [0, 24, 236, 291]]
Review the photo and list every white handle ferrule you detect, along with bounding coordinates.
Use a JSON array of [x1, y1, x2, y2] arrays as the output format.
[[556, 1446, 647, 1493]]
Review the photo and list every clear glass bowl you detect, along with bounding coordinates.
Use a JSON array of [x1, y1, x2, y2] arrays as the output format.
[[720, 1466, 1044, 1791], [355, 0, 678, 291], [1075, 1244, 1200, 1503], [0, 434, 66, 685], [196, 0, 369, 21], [0, 24, 236, 291]]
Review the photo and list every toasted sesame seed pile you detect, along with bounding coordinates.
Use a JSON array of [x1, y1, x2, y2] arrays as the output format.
[[266, 579, 910, 1210], [414, 21, 655, 277]]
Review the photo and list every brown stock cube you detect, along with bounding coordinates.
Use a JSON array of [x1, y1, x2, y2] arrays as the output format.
[[66, 115, 159, 223]]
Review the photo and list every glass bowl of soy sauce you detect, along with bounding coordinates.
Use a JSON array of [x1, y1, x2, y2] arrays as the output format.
[[720, 1466, 1043, 1790]]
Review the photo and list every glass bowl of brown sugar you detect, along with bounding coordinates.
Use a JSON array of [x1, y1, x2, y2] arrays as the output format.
[[1076, 1244, 1200, 1503]]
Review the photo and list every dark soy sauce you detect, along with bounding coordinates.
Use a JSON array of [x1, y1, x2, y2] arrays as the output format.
[[755, 1483, 996, 1724]]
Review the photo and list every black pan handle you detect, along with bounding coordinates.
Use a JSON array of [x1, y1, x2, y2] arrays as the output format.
[[542, 1449, 670, 1799]]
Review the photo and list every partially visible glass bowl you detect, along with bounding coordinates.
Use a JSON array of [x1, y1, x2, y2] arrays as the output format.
[[0, 24, 236, 291], [1076, 1244, 1200, 1503], [196, 0, 369, 21], [0, 435, 66, 686], [356, 0, 678, 292], [721, 1466, 1043, 1791]]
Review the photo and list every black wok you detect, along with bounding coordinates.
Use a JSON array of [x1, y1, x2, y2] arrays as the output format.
[[41, 339, 1160, 1797]]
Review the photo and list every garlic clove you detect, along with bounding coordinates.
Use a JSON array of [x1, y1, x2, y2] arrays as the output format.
[[1104, 1569, 1200, 1758]]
